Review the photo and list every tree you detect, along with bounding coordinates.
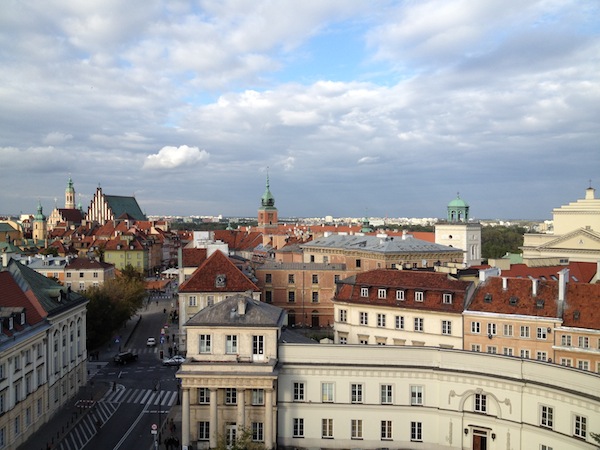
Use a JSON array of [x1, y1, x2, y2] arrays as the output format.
[[85, 271, 146, 349], [591, 431, 600, 449], [215, 427, 266, 450], [481, 225, 526, 259]]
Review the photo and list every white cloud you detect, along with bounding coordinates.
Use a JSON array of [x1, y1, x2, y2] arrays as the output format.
[[43, 132, 73, 145], [357, 156, 379, 164], [143, 145, 210, 170]]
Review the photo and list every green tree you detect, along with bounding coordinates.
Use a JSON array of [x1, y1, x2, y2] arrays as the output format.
[[215, 427, 266, 450], [85, 271, 146, 349], [481, 225, 525, 259], [591, 431, 600, 449], [40, 246, 59, 257]]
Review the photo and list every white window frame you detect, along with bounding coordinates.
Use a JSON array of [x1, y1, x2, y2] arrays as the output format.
[[381, 420, 392, 440], [293, 382, 305, 401], [199, 334, 211, 353], [359, 312, 368, 326], [487, 323, 497, 336], [380, 384, 393, 404], [293, 418, 304, 438], [503, 324, 513, 336], [396, 290, 405, 301], [351, 383, 363, 404], [415, 291, 424, 302], [252, 389, 264, 406], [351, 419, 363, 439], [540, 405, 553, 429], [321, 382, 334, 403], [442, 320, 452, 335], [410, 421, 422, 442], [188, 296, 197, 307], [377, 314, 386, 328], [573, 414, 587, 439], [339, 309, 347, 323], [414, 317, 424, 332], [474, 393, 487, 413], [537, 327, 547, 340], [520, 326, 530, 338], [225, 335, 238, 354], [377, 288, 386, 299], [410, 385, 423, 406], [443, 293, 452, 304], [395, 315, 404, 329], [321, 418, 333, 439], [471, 321, 480, 334], [360, 287, 369, 297]]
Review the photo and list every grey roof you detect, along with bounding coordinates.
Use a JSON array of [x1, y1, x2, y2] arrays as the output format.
[[186, 294, 286, 328], [301, 234, 463, 255], [279, 328, 319, 344]]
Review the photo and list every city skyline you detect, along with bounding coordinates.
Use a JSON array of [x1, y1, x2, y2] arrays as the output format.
[[1, 1, 598, 220]]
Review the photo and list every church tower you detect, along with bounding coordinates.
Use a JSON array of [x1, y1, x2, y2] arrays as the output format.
[[257, 175, 278, 230], [435, 194, 482, 267], [65, 176, 75, 209], [32, 201, 47, 242]]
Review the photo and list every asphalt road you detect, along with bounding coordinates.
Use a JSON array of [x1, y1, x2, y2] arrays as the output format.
[[58, 297, 181, 450]]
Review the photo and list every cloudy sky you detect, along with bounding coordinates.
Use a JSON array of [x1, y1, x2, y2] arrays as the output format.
[[1, 0, 598, 220]]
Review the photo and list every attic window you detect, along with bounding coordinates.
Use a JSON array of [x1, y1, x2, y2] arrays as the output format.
[[509, 296, 518, 306], [8, 317, 13, 330], [20, 312, 25, 325], [536, 299, 544, 309], [573, 311, 580, 320], [484, 293, 492, 303]]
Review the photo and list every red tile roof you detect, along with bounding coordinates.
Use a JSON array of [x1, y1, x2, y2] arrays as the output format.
[[0, 271, 46, 326], [179, 250, 259, 293], [181, 248, 207, 267], [563, 282, 600, 329], [501, 262, 597, 283]]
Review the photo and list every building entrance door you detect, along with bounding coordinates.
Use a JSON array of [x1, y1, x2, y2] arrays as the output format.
[[472, 429, 488, 450], [226, 424, 237, 448]]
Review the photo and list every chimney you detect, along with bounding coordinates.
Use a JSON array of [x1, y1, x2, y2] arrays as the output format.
[[558, 268, 569, 315], [402, 230, 407, 240], [531, 278, 538, 297], [502, 277, 508, 290], [237, 297, 246, 316]]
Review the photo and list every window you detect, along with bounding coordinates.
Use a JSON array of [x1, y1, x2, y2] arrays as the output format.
[[359, 312, 368, 326], [561, 335, 572, 346], [199, 335, 211, 353], [360, 287, 369, 297], [560, 358, 572, 367], [415, 291, 424, 302], [503, 324, 513, 336], [351, 419, 363, 439], [198, 388, 209, 404], [196, 421, 210, 440], [79, 272, 84, 278], [414, 317, 424, 332], [487, 346, 497, 354], [471, 321, 480, 334], [288, 291, 295, 303], [442, 320, 452, 335], [573, 415, 587, 439], [225, 388, 237, 405], [188, 296, 197, 307], [377, 288, 386, 299], [264, 290, 272, 303], [311, 291, 319, 303], [474, 393, 487, 413], [520, 326, 530, 338], [411, 385, 423, 405], [252, 335, 264, 357], [443, 293, 452, 304], [410, 421, 422, 442], [321, 382, 334, 403], [536, 351, 547, 361], [487, 323, 497, 336], [312, 274, 318, 284], [66, 272, 71, 278], [293, 418, 304, 437], [288, 274, 295, 284], [252, 389, 264, 405], [471, 344, 481, 352], [0, 393, 4, 413], [537, 327, 547, 340], [380, 384, 393, 404], [503, 347, 514, 356], [351, 384, 363, 403], [578, 336, 589, 348], [540, 405, 553, 428], [396, 290, 405, 301], [321, 418, 333, 439], [377, 314, 386, 328], [252, 422, 264, 442], [540, 445, 553, 450], [265, 273, 272, 283], [395, 315, 404, 329], [225, 335, 237, 354], [293, 382, 305, 401], [355, 259, 361, 268], [14, 355, 21, 372], [339, 336, 347, 344], [521, 349, 530, 359], [207, 296, 214, 306], [310, 255, 315, 262], [339, 309, 347, 323], [381, 420, 392, 440], [578, 360, 590, 371]]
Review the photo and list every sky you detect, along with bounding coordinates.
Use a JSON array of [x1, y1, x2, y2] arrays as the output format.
[[1, 0, 599, 221]]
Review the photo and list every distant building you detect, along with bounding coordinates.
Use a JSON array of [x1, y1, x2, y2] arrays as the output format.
[[64, 257, 115, 292], [85, 186, 146, 225], [47, 177, 84, 231]]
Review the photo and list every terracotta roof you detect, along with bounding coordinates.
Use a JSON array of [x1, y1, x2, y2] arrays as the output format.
[[179, 250, 259, 293], [57, 208, 84, 223], [214, 229, 264, 251], [468, 277, 560, 318], [66, 257, 114, 270], [562, 282, 600, 329], [0, 271, 46, 325], [334, 268, 472, 313], [501, 262, 597, 283], [181, 248, 207, 267]]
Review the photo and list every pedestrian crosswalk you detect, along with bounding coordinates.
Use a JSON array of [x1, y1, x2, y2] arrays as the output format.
[[102, 386, 178, 406], [58, 401, 119, 450]]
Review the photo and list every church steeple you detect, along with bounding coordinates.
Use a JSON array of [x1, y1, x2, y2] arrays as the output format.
[[258, 174, 278, 229], [65, 176, 75, 209], [32, 200, 47, 242]]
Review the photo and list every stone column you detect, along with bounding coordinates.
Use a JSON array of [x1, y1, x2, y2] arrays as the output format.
[[210, 388, 218, 448], [182, 388, 190, 447], [265, 388, 273, 449], [237, 388, 246, 431]]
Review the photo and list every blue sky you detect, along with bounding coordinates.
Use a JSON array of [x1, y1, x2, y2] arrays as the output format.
[[1, 0, 599, 220]]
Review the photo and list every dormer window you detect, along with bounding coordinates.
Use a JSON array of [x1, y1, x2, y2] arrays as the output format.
[[8, 317, 13, 331], [509, 296, 518, 306], [378, 289, 386, 299], [215, 274, 226, 288], [443, 293, 453, 304], [484, 293, 492, 303], [415, 291, 424, 302], [360, 287, 369, 297], [396, 290, 405, 301], [536, 299, 545, 308], [20, 312, 25, 326]]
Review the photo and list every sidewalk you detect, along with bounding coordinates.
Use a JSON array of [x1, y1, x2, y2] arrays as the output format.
[[19, 295, 180, 450]]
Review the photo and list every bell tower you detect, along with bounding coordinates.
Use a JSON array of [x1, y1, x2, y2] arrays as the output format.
[[257, 174, 278, 230], [65, 176, 75, 209], [32, 200, 47, 242]]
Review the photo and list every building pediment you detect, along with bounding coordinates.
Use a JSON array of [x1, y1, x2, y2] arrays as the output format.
[[537, 228, 600, 251]]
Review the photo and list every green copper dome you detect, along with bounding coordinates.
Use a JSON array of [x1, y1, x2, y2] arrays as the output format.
[[260, 175, 275, 209], [34, 201, 45, 221], [447, 193, 469, 222], [448, 195, 468, 208]]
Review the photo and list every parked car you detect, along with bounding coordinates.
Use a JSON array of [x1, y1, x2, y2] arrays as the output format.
[[114, 351, 138, 365], [146, 337, 157, 347], [162, 355, 185, 366]]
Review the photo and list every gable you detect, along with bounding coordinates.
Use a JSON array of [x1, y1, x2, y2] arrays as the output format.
[[539, 228, 600, 251]]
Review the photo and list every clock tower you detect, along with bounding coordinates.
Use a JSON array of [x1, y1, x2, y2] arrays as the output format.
[[257, 174, 278, 230]]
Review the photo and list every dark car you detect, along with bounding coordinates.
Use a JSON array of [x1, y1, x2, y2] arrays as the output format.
[[114, 351, 138, 365]]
